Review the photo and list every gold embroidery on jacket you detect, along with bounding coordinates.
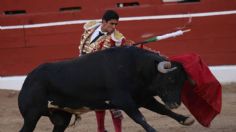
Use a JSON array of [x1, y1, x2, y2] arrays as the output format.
[[82, 35, 112, 53], [79, 29, 95, 54], [79, 21, 125, 54], [101, 36, 112, 50]]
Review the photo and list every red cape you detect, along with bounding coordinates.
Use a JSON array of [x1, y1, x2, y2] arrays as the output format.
[[170, 53, 222, 127]]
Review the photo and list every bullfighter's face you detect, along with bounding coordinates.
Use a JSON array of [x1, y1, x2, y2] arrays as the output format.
[[101, 19, 118, 34]]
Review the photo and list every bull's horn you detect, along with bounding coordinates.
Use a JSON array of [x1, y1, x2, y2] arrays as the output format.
[[157, 61, 177, 73]]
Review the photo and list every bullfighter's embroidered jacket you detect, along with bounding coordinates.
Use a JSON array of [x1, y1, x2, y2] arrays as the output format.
[[79, 21, 126, 54]]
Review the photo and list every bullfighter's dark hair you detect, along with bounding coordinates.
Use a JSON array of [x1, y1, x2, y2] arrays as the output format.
[[102, 10, 119, 21]]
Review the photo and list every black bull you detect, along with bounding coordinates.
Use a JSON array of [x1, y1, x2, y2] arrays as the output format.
[[18, 46, 194, 132]]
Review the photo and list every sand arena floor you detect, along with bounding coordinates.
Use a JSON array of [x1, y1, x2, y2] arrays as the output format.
[[0, 83, 236, 132]]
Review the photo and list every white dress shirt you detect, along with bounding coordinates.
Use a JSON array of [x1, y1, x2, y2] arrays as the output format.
[[90, 25, 107, 43]]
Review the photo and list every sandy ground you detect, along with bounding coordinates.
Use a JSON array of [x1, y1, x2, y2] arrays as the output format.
[[0, 83, 236, 132]]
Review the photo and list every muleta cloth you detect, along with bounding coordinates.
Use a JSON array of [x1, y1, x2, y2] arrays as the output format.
[[170, 53, 222, 127]]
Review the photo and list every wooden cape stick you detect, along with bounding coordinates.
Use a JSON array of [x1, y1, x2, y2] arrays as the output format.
[[132, 29, 191, 46]]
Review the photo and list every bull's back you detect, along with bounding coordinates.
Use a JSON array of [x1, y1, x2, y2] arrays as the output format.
[[19, 46, 152, 102]]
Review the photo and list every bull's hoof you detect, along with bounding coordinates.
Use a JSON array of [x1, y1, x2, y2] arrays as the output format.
[[180, 117, 195, 126]]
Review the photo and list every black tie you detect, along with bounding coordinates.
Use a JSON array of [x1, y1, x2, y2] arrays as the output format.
[[91, 31, 104, 43]]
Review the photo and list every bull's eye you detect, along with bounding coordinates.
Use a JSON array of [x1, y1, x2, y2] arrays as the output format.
[[168, 77, 175, 83]]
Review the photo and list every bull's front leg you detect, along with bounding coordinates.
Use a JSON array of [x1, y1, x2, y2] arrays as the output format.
[[140, 97, 194, 126], [112, 94, 157, 132], [123, 106, 157, 132]]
